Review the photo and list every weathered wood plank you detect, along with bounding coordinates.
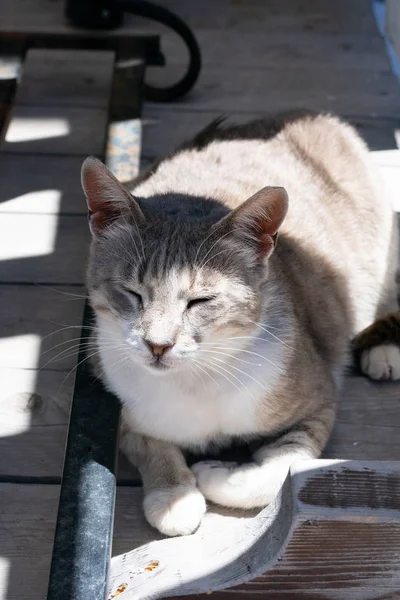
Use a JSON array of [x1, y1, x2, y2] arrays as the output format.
[[145, 64, 399, 117], [141, 109, 400, 161], [2, 464, 400, 597], [0, 155, 87, 214], [1, 0, 380, 36], [0, 285, 86, 370], [108, 460, 400, 600], [0, 362, 138, 479], [0, 213, 90, 283], [157, 31, 391, 71], [131, 0, 381, 35], [14, 49, 114, 108], [0, 105, 107, 155]]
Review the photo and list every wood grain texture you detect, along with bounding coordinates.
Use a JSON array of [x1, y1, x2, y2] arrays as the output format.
[[0, 105, 107, 155], [145, 63, 399, 116], [2, 466, 400, 599], [0, 154, 87, 214], [131, 0, 381, 35], [0, 213, 90, 283], [141, 109, 400, 161], [14, 49, 114, 108], [108, 460, 400, 600]]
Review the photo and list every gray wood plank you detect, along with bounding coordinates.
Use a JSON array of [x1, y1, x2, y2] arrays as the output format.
[[14, 49, 114, 108], [0, 484, 159, 600], [2, 0, 380, 36], [157, 31, 391, 71], [141, 109, 400, 161], [130, 0, 381, 35], [0, 155, 87, 214], [144, 64, 400, 116], [0, 285, 86, 369], [0, 213, 90, 283], [3, 464, 400, 600], [0, 0, 156, 36], [0, 105, 107, 155]]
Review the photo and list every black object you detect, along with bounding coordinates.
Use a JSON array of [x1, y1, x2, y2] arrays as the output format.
[[46, 305, 121, 600], [65, 0, 124, 30], [65, 0, 202, 101]]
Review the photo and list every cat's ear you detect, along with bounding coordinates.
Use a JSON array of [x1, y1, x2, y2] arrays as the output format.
[[81, 156, 144, 236], [228, 186, 288, 259]]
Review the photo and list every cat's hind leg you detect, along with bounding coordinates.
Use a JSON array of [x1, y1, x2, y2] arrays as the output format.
[[353, 312, 400, 381], [192, 406, 335, 509]]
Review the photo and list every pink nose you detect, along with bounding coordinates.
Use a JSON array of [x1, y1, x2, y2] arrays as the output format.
[[144, 340, 173, 357]]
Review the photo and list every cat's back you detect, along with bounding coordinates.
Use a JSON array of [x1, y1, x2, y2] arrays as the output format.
[[133, 112, 396, 332]]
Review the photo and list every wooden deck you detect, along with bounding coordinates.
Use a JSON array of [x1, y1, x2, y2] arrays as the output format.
[[1, 0, 400, 598]]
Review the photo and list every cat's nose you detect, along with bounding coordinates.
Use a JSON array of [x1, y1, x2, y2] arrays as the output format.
[[144, 340, 174, 357]]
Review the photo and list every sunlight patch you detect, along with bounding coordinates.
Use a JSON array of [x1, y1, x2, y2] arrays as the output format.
[[0, 368, 38, 436], [0, 334, 41, 370], [0, 559, 10, 599], [0, 213, 58, 259], [0, 189, 61, 214], [371, 148, 400, 212], [5, 117, 70, 142]]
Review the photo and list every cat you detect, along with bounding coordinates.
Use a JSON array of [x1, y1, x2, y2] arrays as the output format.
[[81, 110, 399, 537]]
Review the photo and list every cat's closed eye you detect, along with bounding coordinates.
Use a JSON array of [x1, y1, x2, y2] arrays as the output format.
[[187, 297, 214, 309], [123, 288, 142, 305]]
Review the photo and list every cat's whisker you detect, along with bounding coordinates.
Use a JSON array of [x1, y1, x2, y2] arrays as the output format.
[[192, 359, 223, 391], [211, 355, 282, 387], [196, 356, 251, 398], [120, 213, 143, 266], [193, 218, 228, 267], [189, 363, 207, 391], [198, 343, 278, 368], [36, 284, 87, 299], [41, 324, 100, 341], [40, 340, 123, 369], [198, 348, 261, 366], [93, 351, 131, 384], [40, 336, 100, 356], [57, 347, 117, 391], [199, 247, 235, 269], [249, 320, 292, 349], [41, 331, 119, 356], [126, 202, 146, 262], [197, 230, 232, 270]]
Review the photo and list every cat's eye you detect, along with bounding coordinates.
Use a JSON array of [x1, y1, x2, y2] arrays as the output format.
[[124, 289, 142, 305], [187, 297, 214, 309]]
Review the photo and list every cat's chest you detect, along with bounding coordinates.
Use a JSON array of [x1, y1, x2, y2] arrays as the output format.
[[105, 363, 266, 449]]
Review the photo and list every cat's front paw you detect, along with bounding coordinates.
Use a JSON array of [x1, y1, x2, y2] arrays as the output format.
[[143, 484, 206, 537], [192, 460, 254, 508], [360, 344, 400, 380]]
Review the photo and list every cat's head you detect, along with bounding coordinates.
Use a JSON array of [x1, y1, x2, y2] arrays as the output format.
[[82, 157, 288, 374]]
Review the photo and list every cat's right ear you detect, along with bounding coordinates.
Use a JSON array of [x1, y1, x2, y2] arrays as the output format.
[[81, 156, 144, 236]]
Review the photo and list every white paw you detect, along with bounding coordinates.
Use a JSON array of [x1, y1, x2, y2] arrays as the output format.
[[360, 344, 400, 381], [192, 460, 271, 509], [143, 485, 206, 537]]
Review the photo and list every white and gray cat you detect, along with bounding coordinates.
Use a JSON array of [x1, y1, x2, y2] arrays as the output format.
[[81, 111, 399, 537]]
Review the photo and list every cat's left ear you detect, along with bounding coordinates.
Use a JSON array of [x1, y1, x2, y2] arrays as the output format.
[[81, 156, 144, 236], [228, 186, 288, 259]]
